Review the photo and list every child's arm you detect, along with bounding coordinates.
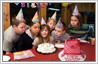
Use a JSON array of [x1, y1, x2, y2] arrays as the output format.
[[32, 45, 37, 49], [6, 51, 11, 54], [3, 39, 13, 54], [50, 36, 55, 44], [88, 25, 94, 41], [32, 37, 39, 48], [16, 35, 24, 51]]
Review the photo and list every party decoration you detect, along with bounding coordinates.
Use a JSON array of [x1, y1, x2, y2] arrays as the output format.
[[14, 50, 35, 60], [16, 8, 24, 20], [86, 11, 90, 15], [36, 3, 39, 8], [57, 19, 63, 28], [45, 3, 48, 6], [27, 3, 29, 8], [62, 3, 68, 7], [32, 11, 39, 23], [72, 5, 79, 15], [49, 3, 52, 5], [21, 3, 25, 7], [31, 3, 35, 8], [68, 3, 72, 5], [40, 3, 44, 8], [15, 3, 19, 5], [51, 12, 56, 20], [41, 17, 46, 25]]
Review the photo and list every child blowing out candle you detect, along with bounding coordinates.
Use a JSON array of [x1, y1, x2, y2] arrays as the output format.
[[51, 19, 69, 43], [16, 11, 40, 51], [32, 17, 54, 49]]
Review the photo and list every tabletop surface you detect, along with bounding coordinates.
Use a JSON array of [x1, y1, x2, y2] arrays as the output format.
[[3, 43, 95, 61]]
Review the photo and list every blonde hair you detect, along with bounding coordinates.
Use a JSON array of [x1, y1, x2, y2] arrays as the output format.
[[38, 24, 50, 44], [47, 18, 57, 24], [12, 17, 26, 27]]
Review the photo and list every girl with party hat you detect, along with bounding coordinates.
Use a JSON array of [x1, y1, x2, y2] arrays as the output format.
[[68, 5, 94, 42], [51, 19, 69, 43], [47, 12, 57, 33], [3, 8, 26, 54], [16, 11, 40, 51], [32, 17, 54, 48]]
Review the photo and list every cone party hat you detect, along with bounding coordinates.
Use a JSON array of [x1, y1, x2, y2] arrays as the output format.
[[51, 12, 56, 20], [41, 17, 46, 25], [16, 8, 24, 20], [32, 11, 39, 23], [72, 5, 79, 15], [57, 19, 63, 28]]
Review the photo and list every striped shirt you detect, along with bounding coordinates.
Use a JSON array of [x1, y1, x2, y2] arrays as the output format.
[[68, 24, 94, 41]]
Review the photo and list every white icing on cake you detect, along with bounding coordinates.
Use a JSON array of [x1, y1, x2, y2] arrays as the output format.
[[37, 43, 56, 53]]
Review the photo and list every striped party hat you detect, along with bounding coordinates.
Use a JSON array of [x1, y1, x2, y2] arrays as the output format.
[[32, 11, 39, 23], [56, 19, 63, 28], [16, 8, 24, 20], [51, 12, 56, 20], [72, 5, 79, 15], [41, 17, 46, 25]]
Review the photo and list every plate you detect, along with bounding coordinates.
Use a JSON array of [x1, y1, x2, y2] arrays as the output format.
[[3, 56, 10, 61], [55, 44, 64, 48], [35, 47, 58, 55], [58, 50, 86, 61], [80, 40, 88, 43]]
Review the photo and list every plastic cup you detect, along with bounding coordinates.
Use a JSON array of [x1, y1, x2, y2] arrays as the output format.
[[91, 38, 95, 45]]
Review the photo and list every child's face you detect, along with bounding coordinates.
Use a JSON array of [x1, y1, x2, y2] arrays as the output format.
[[40, 27, 49, 38], [70, 16, 79, 28], [14, 22, 26, 35], [29, 23, 40, 35], [47, 20, 56, 31], [54, 26, 65, 38]]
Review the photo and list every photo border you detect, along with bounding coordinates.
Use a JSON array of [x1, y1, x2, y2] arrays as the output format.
[[1, 0, 97, 64]]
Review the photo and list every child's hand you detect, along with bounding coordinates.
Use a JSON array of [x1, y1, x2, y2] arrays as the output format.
[[87, 41, 90, 43]]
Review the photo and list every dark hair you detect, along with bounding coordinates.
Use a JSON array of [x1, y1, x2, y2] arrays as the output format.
[[12, 17, 26, 27], [62, 22, 66, 31], [70, 13, 83, 30], [38, 24, 50, 44], [29, 19, 40, 27]]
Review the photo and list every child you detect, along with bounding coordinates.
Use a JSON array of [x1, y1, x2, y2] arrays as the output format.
[[47, 12, 57, 32], [51, 19, 69, 43], [3, 8, 26, 54], [68, 5, 94, 41], [16, 12, 40, 51], [32, 18, 54, 48]]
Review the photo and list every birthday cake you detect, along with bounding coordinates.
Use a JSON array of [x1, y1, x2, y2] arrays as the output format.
[[37, 43, 56, 53]]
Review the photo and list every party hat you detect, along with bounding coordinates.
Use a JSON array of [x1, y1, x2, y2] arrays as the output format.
[[41, 17, 46, 25], [16, 8, 24, 20], [72, 5, 79, 15], [51, 12, 56, 20], [32, 11, 39, 23], [57, 19, 63, 28]]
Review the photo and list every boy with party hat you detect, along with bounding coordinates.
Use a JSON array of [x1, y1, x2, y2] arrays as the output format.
[[3, 8, 26, 54], [16, 11, 40, 51], [47, 12, 57, 32], [51, 19, 69, 43], [68, 5, 94, 42]]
